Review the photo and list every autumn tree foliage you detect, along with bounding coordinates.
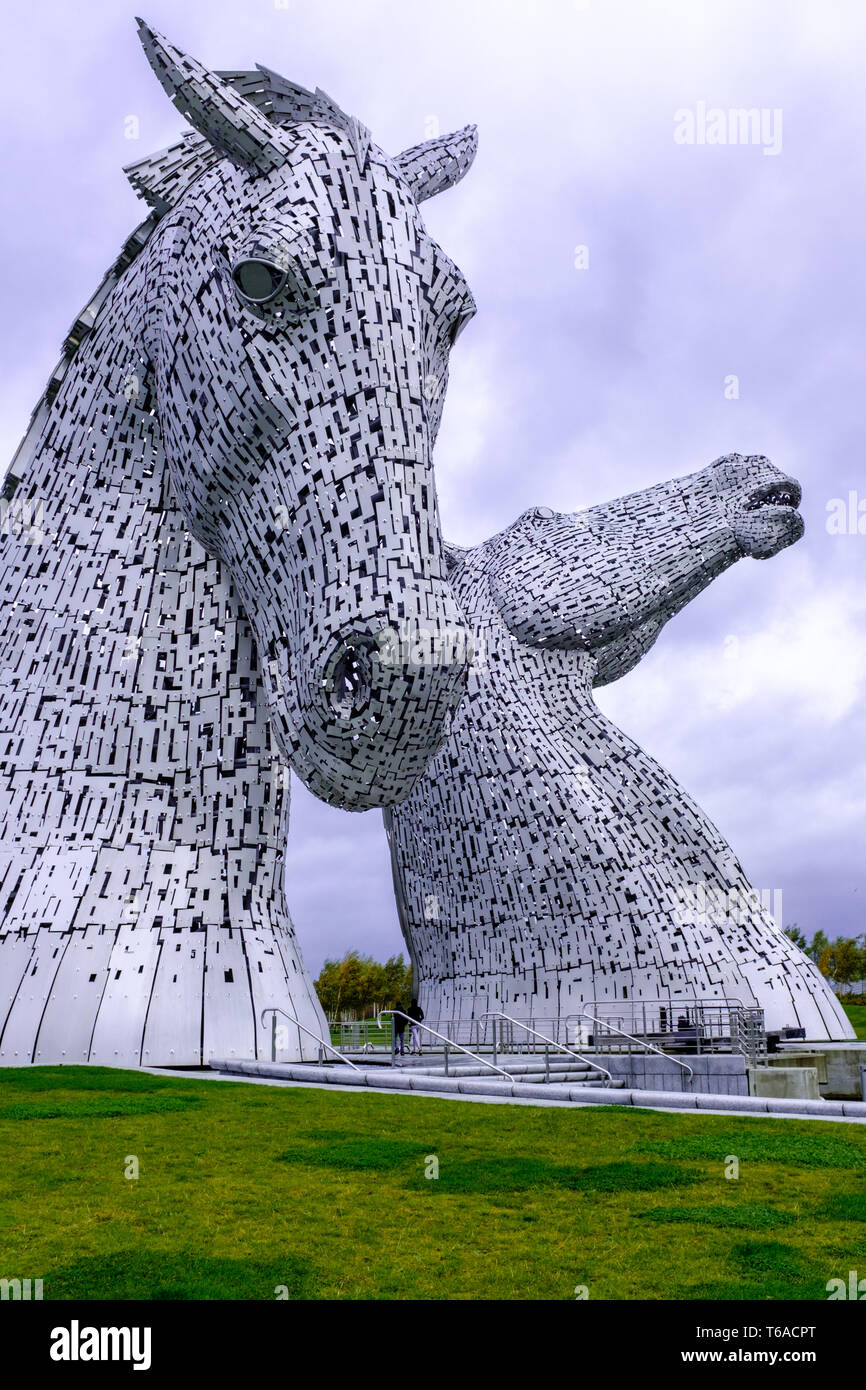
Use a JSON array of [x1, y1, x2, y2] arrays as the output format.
[[314, 951, 413, 1019]]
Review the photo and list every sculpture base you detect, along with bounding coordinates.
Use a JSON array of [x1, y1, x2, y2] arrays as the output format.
[[415, 961, 855, 1045], [0, 923, 326, 1067]]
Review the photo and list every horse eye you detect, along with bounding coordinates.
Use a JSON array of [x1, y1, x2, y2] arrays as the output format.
[[231, 258, 288, 304]]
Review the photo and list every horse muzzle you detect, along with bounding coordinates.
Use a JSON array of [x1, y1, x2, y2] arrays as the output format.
[[269, 612, 472, 809]]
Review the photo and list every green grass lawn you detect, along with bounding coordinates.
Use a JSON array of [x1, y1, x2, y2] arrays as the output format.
[[842, 1000, 866, 1039], [1, 1066, 864, 1301]]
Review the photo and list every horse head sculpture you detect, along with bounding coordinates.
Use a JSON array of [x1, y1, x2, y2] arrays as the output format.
[[387, 453, 854, 1041], [487, 454, 805, 654], [0, 22, 480, 1068], [130, 22, 477, 808]]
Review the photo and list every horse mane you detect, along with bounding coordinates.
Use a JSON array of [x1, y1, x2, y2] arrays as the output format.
[[3, 69, 367, 493], [3, 214, 159, 493]]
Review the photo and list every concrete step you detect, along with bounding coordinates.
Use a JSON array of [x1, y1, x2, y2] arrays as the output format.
[[206, 1058, 866, 1120], [402, 1059, 599, 1078], [510, 1072, 616, 1085], [210, 1057, 626, 1093], [403, 1069, 617, 1085]]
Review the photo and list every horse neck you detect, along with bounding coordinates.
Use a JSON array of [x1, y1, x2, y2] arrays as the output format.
[[0, 264, 290, 876], [450, 550, 597, 705], [9, 254, 160, 584]]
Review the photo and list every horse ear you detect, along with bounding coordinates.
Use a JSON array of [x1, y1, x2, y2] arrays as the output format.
[[135, 18, 292, 174], [395, 126, 478, 203]]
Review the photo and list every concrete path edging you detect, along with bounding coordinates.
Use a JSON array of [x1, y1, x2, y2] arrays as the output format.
[[208, 1058, 866, 1119]]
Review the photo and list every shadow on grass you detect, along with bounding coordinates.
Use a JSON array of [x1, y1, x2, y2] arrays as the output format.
[[561, 1161, 699, 1193], [640, 1203, 796, 1230], [44, 1251, 316, 1301], [685, 1240, 827, 1300], [634, 1129, 866, 1169], [0, 1068, 195, 1093], [0, 1067, 206, 1119], [417, 1158, 699, 1194], [816, 1192, 866, 1221], [277, 1138, 432, 1171], [278, 1138, 701, 1195], [0, 1096, 202, 1120]]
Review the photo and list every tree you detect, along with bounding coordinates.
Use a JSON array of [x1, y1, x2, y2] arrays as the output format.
[[818, 937, 865, 990], [313, 957, 342, 1016], [336, 951, 367, 1015], [784, 924, 808, 951], [381, 954, 412, 1010], [809, 930, 831, 966], [314, 951, 413, 1019]]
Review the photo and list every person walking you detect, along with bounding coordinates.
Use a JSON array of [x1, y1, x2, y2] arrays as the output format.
[[407, 998, 424, 1054], [393, 1007, 408, 1059]]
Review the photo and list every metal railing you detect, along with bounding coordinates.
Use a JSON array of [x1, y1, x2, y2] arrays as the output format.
[[481, 1011, 613, 1085], [571, 1011, 694, 1083], [376, 1010, 515, 1082], [325, 1000, 767, 1067], [332, 1016, 579, 1053], [399, 1016, 575, 1052], [731, 1007, 768, 1064], [330, 1019, 385, 1054], [572, 999, 728, 1051], [569, 998, 765, 1063], [261, 1007, 361, 1071], [594, 1000, 756, 1061]]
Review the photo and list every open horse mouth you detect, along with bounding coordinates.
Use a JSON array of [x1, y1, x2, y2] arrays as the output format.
[[743, 478, 802, 512]]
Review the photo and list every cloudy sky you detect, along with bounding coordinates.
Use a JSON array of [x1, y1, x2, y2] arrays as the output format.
[[1, 0, 863, 975]]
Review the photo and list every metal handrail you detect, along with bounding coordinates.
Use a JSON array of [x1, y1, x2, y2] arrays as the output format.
[[376, 1010, 515, 1082], [481, 1011, 613, 1086], [576, 999, 764, 1063], [261, 1006, 362, 1072], [581, 995, 746, 1009], [569, 1011, 694, 1081], [331, 1019, 379, 1053]]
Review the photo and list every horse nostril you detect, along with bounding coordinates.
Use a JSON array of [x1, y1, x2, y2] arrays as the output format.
[[324, 638, 375, 720]]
